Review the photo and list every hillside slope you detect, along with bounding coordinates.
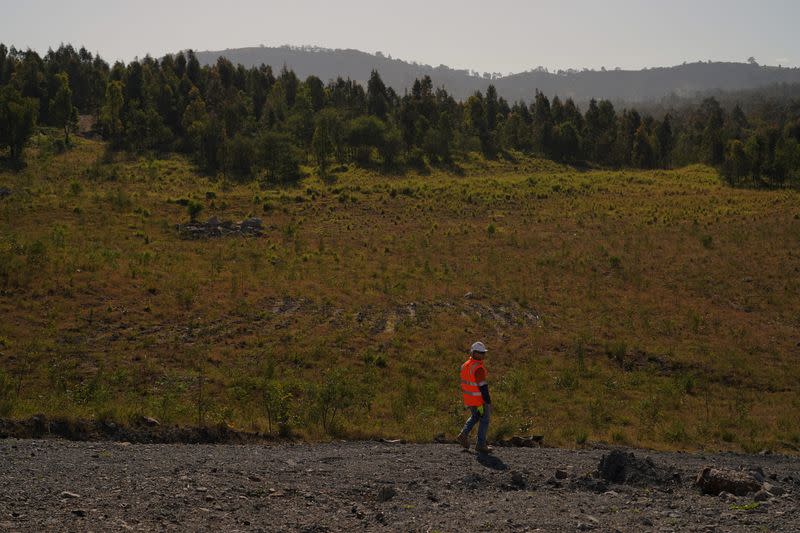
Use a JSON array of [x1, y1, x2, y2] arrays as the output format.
[[194, 46, 800, 102], [1, 138, 799, 453]]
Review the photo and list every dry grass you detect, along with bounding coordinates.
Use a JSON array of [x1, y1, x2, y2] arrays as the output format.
[[1, 134, 799, 452]]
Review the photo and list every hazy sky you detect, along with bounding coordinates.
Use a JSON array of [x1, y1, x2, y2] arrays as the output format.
[[2, 0, 798, 73]]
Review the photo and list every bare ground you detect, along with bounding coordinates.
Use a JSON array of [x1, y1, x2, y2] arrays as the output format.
[[0, 439, 798, 532]]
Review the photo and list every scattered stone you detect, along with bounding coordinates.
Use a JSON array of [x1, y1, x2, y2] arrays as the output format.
[[695, 467, 762, 496], [495, 435, 544, 448], [749, 466, 766, 483], [60, 491, 80, 499], [754, 489, 772, 502], [176, 217, 263, 240], [139, 416, 160, 427], [461, 473, 487, 490], [376, 486, 396, 502], [508, 471, 527, 490], [71, 509, 86, 517], [766, 484, 785, 497], [239, 218, 263, 234], [569, 476, 609, 493]]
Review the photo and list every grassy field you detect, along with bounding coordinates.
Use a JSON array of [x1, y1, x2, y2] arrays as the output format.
[[1, 133, 799, 452]]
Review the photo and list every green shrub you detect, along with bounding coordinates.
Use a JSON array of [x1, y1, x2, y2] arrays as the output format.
[[554, 369, 578, 390], [108, 188, 132, 211], [606, 342, 627, 369], [0, 369, 16, 416], [363, 350, 387, 368], [637, 395, 662, 430], [262, 380, 293, 436], [310, 369, 366, 435], [187, 200, 203, 222], [663, 420, 689, 443]]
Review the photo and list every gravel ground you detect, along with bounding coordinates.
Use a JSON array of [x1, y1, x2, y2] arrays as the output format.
[[0, 439, 798, 532]]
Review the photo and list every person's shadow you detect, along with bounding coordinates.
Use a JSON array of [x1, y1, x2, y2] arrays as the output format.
[[476, 452, 508, 471]]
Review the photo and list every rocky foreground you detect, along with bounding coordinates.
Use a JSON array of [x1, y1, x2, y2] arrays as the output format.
[[0, 439, 798, 532]]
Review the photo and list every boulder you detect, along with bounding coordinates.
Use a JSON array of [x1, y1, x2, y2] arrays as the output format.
[[597, 450, 675, 486], [695, 466, 762, 496]]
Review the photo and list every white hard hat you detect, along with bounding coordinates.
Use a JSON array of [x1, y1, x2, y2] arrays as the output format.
[[471, 341, 487, 353]]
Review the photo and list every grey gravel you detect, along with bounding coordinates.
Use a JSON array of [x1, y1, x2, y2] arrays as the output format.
[[0, 439, 798, 532]]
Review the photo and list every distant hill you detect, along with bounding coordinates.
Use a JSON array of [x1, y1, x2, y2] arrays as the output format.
[[193, 46, 800, 105]]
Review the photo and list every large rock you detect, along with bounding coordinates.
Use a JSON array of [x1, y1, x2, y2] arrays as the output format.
[[597, 450, 676, 486], [695, 466, 763, 496]]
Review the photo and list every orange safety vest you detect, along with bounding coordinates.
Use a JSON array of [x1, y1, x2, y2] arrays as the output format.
[[460, 357, 487, 407]]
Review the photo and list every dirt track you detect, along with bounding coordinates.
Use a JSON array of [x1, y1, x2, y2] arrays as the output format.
[[1, 439, 798, 532]]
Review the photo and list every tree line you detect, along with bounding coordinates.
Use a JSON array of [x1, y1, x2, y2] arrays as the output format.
[[1, 44, 799, 187]]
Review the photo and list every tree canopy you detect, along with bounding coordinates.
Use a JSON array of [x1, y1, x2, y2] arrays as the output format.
[[0, 43, 798, 186]]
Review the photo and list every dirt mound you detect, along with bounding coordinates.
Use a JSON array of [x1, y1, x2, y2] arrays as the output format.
[[597, 449, 680, 486], [0, 415, 267, 444]]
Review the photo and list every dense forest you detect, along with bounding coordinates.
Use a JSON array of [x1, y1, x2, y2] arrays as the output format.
[[1, 44, 799, 187]]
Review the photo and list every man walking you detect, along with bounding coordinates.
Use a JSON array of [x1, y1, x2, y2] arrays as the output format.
[[457, 341, 492, 454]]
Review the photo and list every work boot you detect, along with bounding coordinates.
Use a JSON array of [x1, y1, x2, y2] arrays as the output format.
[[457, 432, 470, 450], [475, 443, 493, 454]]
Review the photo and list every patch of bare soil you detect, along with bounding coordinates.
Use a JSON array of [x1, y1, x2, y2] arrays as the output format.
[[0, 439, 798, 532]]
